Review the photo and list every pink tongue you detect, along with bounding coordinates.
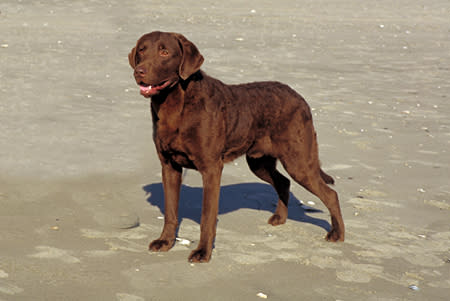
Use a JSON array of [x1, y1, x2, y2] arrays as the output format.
[[140, 85, 152, 93]]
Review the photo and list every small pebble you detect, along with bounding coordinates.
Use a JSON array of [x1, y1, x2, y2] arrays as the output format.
[[1, 44, 8, 48], [115, 212, 140, 229], [408, 285, 419, 291], [50, 226, 59, 231]]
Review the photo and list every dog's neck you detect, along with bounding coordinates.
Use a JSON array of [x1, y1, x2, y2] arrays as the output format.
[[180, 70, 203, 91], [150, 86, 183, 123], [150, 71, 204, 120]]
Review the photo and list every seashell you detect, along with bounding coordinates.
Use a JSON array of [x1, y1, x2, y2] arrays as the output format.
[[176, 238, 191, 246], [257, 292, 268, 299]]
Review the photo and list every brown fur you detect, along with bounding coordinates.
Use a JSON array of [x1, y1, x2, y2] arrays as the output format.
[[129, 31, 344, 262]]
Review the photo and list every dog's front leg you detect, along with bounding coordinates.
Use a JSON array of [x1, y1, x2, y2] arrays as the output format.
[[149, 161, 182, 252], [188, 163, 223, 263]]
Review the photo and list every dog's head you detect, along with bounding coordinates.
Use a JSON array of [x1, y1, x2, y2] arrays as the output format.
[[128, 31, 204, 98]]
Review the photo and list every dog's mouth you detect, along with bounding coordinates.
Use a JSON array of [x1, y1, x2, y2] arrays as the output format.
[[139, 80, 172, 97]]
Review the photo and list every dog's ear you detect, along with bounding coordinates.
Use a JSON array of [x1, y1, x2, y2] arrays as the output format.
[[128, 46, 137, 69], [174, 33, 204, 80]]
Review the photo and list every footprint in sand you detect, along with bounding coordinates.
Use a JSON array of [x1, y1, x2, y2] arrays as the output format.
[[28, 246, 80, 263], [0, 280, 24, 296], [116, 293, 145, 301]]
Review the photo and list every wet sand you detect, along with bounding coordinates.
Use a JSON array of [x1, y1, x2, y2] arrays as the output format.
[[1, 0, 449, 300]]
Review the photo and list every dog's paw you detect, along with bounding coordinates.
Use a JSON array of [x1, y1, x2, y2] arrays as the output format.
[[188, 247, 212, 263], [325, 228, 344, 242], [267, 214, 286, 226], [149, 239, 173, 252]]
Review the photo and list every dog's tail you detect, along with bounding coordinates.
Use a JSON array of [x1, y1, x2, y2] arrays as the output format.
[[320, 168, 335, 185]]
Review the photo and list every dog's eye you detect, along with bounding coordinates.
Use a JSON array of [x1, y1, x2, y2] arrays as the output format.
[[138, 47, 146, 53], [159, 49, 169, 56]]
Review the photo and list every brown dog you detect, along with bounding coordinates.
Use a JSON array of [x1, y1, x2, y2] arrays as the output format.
[[129, 31, 344, 262]]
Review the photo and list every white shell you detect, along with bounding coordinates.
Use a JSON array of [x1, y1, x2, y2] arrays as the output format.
[[176, 238, 191, 246], [256, 292, 268, 299]]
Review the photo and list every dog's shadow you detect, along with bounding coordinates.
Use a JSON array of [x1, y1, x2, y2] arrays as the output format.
[[143, 182, 331, 232]]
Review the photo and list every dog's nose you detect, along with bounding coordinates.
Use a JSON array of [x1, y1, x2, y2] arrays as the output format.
[[135, 66, 147, 76]]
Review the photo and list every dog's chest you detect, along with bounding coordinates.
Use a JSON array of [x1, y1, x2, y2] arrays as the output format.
[[155, 121, 196, 168]]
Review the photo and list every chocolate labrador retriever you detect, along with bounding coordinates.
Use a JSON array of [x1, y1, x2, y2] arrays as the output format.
[[129, 31, 344, 262]]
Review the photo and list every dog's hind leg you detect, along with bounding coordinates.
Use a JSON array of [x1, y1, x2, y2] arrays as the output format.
[[279, 153, 345, 242], [246, 155, 291, 226]]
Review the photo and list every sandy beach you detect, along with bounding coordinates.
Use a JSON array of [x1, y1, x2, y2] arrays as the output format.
[[1, 0, 449, 300]]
